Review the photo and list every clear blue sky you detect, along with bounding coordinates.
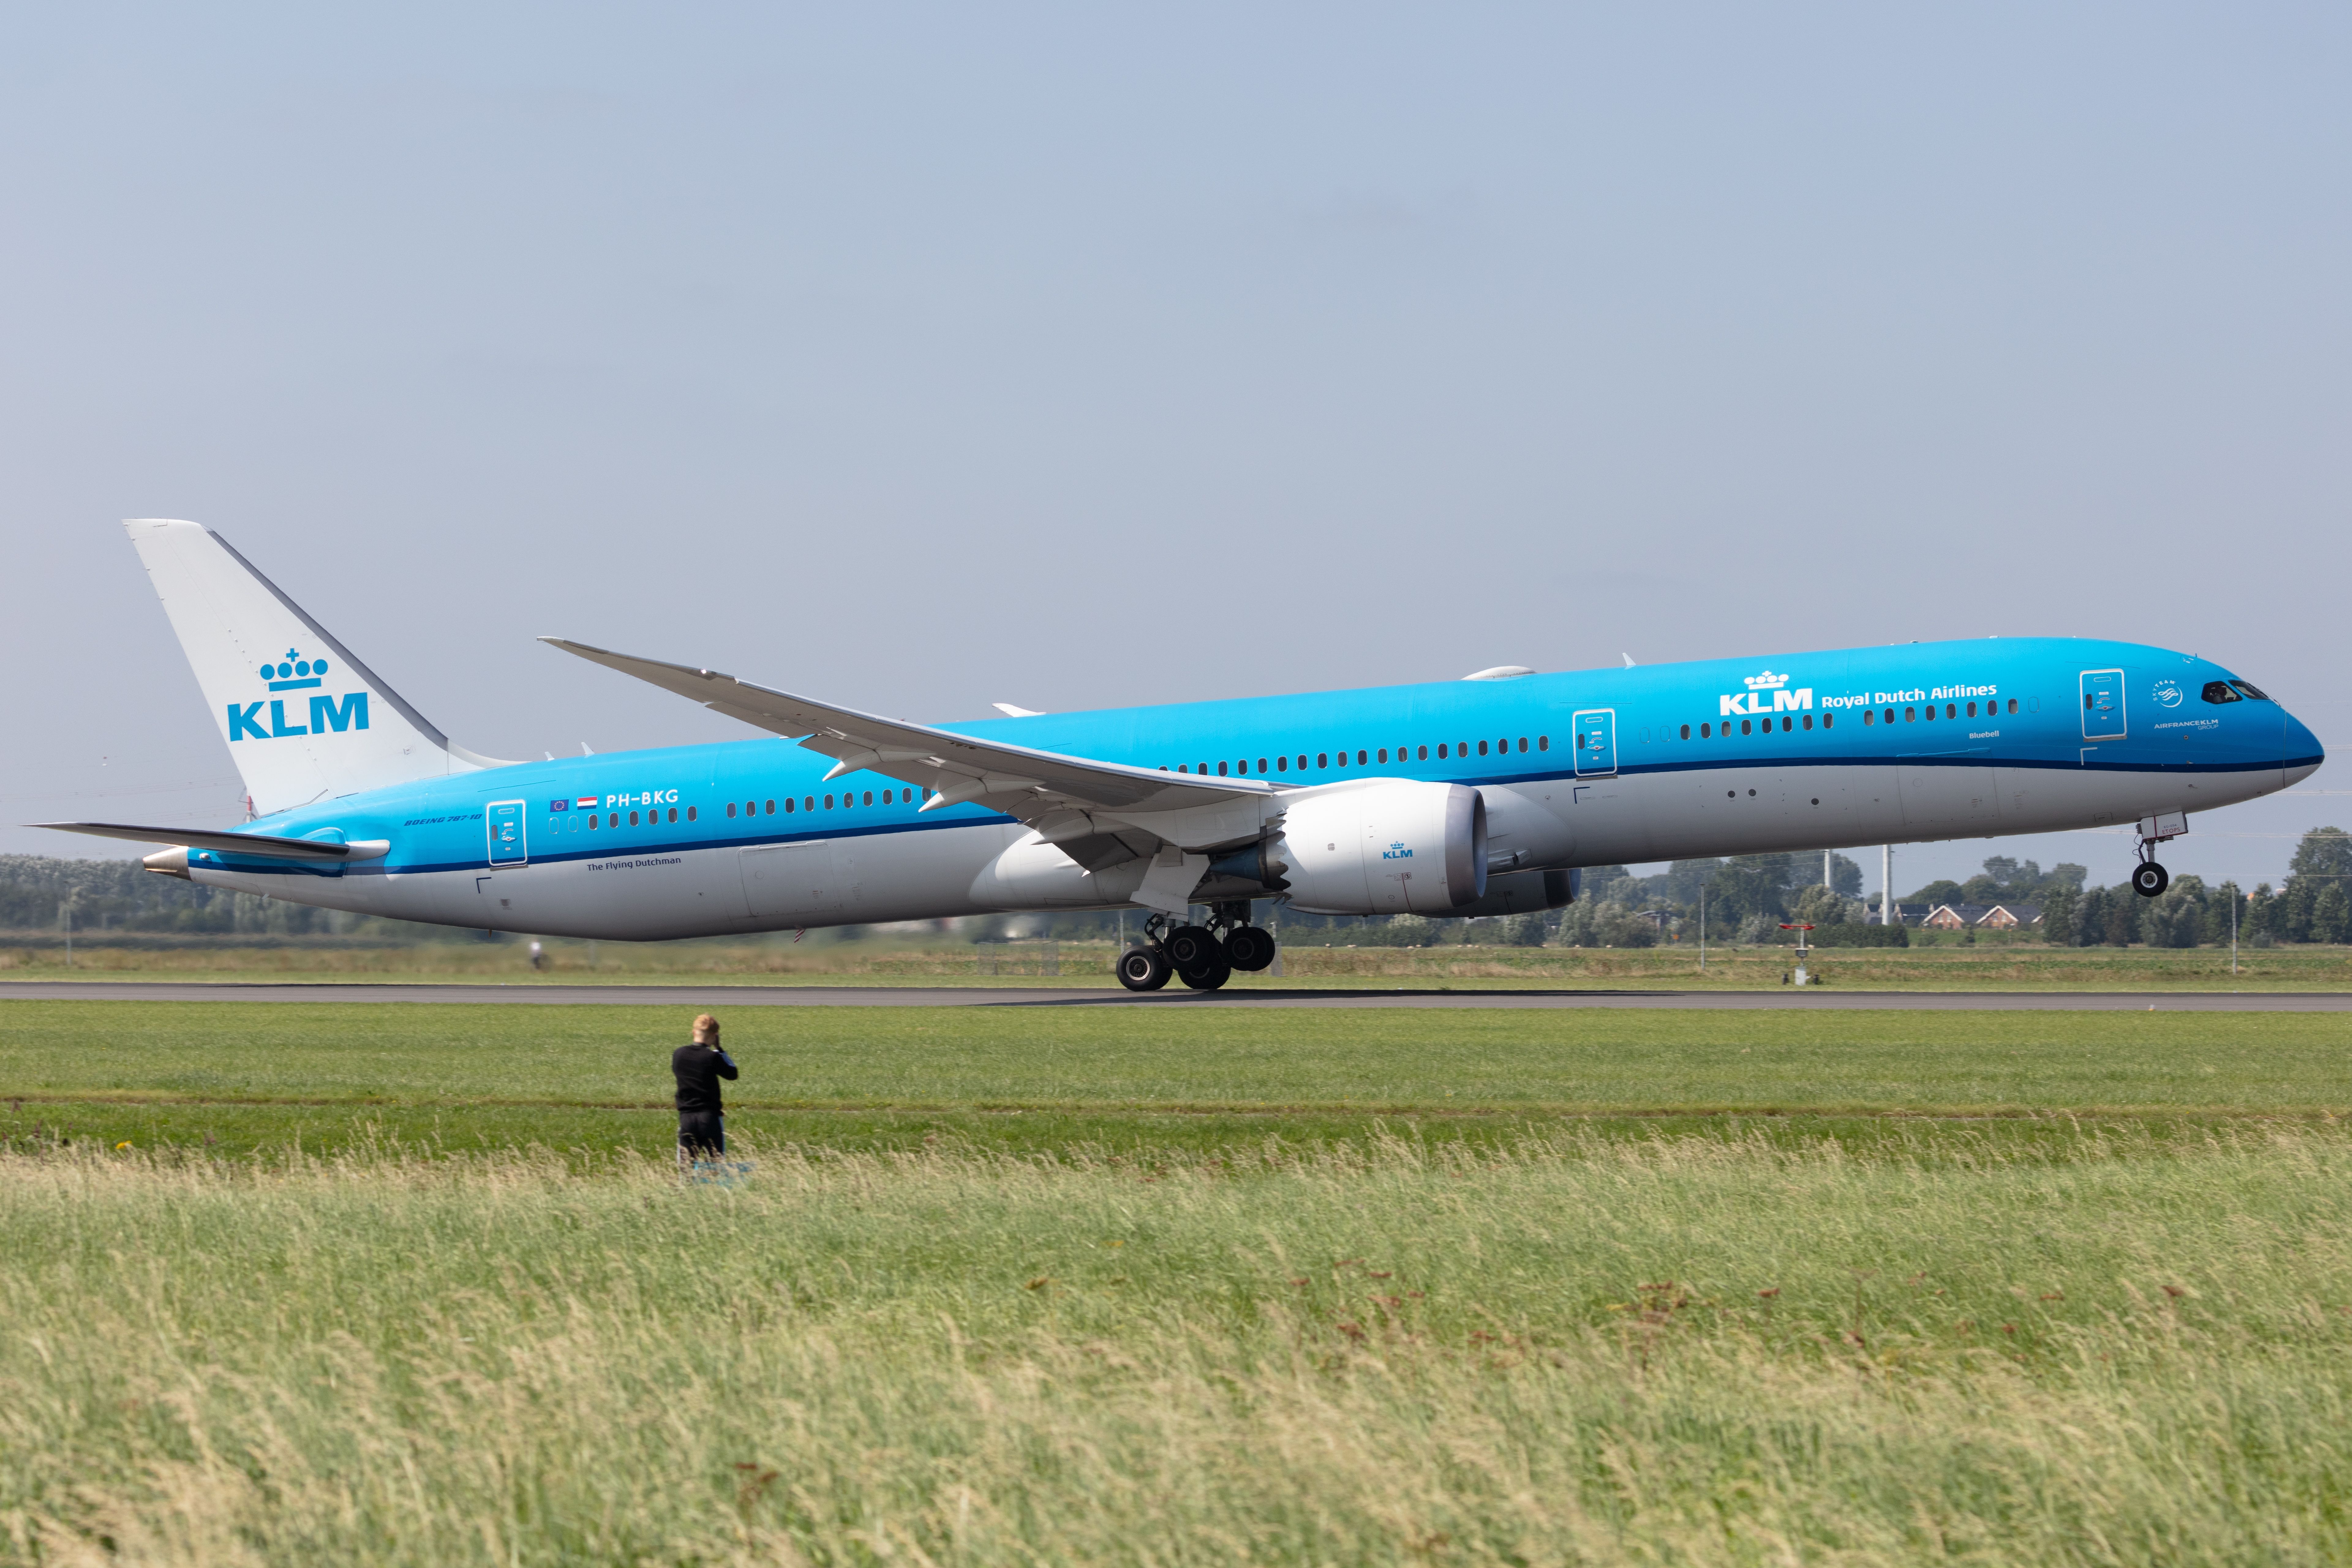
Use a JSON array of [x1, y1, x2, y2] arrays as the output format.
[[4, 4, 2344, 894]]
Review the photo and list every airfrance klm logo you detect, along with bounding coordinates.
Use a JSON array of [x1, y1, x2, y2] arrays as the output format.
[[1720, 669, 1812, 719], [226, 647, 369, 743], [1382, 840, 1414, 860]]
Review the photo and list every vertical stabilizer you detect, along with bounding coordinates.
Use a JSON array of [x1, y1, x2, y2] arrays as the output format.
[[125, 519, 514, 817]]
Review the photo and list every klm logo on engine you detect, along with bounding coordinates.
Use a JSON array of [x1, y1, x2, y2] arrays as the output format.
[[1382, 840, 1414, 860], [1719, 669, 1812, 719], [225, 647, 368, 742]]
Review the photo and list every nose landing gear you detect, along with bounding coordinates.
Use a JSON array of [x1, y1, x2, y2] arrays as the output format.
[[2131, 811, 2187, 898], [1114, 903, 1281, 992]]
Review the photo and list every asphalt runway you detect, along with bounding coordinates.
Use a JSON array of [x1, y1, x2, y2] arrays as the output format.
[[4, 981, 2348, 1011]]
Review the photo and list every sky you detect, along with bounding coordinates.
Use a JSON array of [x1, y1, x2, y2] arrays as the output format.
[[2, 3, 2346, 898]]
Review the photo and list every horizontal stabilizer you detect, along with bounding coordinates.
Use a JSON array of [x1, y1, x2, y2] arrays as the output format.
[[31, 822, 387, 862]]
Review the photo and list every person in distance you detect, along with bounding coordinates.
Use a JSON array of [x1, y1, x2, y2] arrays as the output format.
[[673, 1012, 737, 1172]]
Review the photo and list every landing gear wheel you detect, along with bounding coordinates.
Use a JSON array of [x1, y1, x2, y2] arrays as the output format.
[[1116, 945, 1172, 991], [2132, 861, 2170, 898], [1163, 925, 1221, 972], [1223, 926, 1277, 972], [1176, 957, 1232, 991]]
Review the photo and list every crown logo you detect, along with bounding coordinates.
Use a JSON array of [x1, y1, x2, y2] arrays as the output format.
[[259, 647, 329, 692], [1743, 670, 1790, 691]]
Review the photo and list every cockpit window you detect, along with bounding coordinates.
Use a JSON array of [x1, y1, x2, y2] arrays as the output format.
[[2202, 681, 2242, 704], [2230, 680, 2271, 701]]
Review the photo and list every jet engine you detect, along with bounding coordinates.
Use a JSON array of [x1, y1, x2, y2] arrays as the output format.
[[1268, 780, 1486, 916]]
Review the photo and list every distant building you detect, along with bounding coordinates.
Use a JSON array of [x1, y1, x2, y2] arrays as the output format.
[[1921, 902, 2044, 930]]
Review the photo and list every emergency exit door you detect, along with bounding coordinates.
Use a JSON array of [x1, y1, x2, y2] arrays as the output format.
[[2079, 670, 2127, 741], [486, 800, 528, 866], [1571, 709, 1617, 777]]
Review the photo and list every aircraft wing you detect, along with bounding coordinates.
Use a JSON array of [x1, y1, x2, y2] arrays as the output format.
[[540, 639, 1276, 855]]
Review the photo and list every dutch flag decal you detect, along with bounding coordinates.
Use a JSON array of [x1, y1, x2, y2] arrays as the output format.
[[574, 796, 599, 810]]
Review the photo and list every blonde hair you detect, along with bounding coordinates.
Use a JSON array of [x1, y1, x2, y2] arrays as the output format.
[[692, 1013, 719, 1041]]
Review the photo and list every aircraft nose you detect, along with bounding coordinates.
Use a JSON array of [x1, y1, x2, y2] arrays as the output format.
[[2283, 706, 2325, 786]]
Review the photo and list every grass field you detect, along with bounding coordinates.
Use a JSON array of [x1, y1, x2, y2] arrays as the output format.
[[5, 1000, 2352, 1565], [6, 935, 2349, 989]]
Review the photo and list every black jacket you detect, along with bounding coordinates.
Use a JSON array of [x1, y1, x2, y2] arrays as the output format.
[[672, 1043, 738, 1112]]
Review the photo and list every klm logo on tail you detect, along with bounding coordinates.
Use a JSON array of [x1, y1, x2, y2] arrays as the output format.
[[226, 647, 368, 742]]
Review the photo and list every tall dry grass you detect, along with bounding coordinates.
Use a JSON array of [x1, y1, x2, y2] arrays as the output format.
[[2, 1127, 2348, 1564]]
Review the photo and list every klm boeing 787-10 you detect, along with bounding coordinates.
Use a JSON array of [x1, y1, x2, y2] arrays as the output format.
[[36, 520, 2325, 989]]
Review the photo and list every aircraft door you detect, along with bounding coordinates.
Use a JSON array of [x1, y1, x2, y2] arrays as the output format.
[[2080, 670, 2126, 741], [1571, 710, 1617, 777], [486, 800, 527, 866]]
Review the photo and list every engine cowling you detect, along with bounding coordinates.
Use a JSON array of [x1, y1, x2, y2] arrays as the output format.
[[1270, 780, 1486, 915]]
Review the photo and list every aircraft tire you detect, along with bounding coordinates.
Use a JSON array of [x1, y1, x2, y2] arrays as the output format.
[[1223, 926, 1277, 971], [1163, 925, 1220, 971], [2132, 861, 2170, 898], [1176, 956, 1232, 991], [1116, 945, 1172, 991]]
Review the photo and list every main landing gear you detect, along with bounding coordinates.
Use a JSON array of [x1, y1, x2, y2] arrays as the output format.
[[2131, 811, 2187, 898], [1116, 903, 1279, 992]]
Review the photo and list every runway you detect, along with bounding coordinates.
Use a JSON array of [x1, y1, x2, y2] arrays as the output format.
[[5, 981, 2349, 1011]]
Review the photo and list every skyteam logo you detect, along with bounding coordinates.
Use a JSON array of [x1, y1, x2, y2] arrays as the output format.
[[226, 646, 369, 743], [1720, 669, 1812, 719], [2152, 678, 2185, 709], [1382, 840, 1413, 860]]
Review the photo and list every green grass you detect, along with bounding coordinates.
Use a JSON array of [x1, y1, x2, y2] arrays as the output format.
[[5, 1129, 2352, 1565], [2, 1002, 2350, 1160], [8, 935, 2350, 988], [7, 1000, 2352, 1563]]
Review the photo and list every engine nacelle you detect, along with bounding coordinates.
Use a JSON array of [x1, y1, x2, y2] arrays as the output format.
[[1441, 866, 1578, 920], [1271, 780, 1486, 915]]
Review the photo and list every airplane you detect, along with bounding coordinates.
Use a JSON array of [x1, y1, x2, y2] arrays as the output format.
[[35, 519, 2325, 990]]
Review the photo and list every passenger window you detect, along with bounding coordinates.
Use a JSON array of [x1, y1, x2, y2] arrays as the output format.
[[1700, 723, 1711, 737], [1946, 704, 1956, 719], [1477, 740, 1489, 756], [1417, 745, 1428, 760], [1780, 717, 1791, 732], [825, 794, 835, 809], [1318, 753, 1329, 768], [1823, 713, 1833, 729], [1336, 751, 1348, 768], [1296, 755, 1308, 770], [1276, 756, 1287, 772], [1199, 762, 1209, 774], [588, 814, 599, 830], [1905, 707, 1915, 722], [2007, 698, 2018, 714], [1863, 709, 1873, 725], [785, 798, 795, 813], [1538, 736, 1549, 751], [687, 806, 697, 822], [726, 802, 737, 818], [1357, 750, 1368, 765], [1802, 714, 1813, 730], [1740, 720, 1752, 735], [1966, 701, 1977, 718], [862, 791, 872, 806], [629, 810, 639, 826], [1259, 758, 1268, 773], [1376, 748, 1387, 764], [763, 799, 774, 814], [1177, 764, 1187, 772], [1436, 744, 1448, 759], [668, 807, 678, 823], [803, 797, 813, 812], [1680, 724, 1691, 740], [1518, 737, 1528, 752], [2201, 681, 2241, 704], [1217, 761, 1229, 776]]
